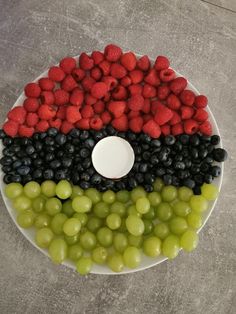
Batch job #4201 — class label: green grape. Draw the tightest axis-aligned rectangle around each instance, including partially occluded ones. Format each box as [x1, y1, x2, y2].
[32, 196, 46, 213]
[169, 217, 188, 235]
[55, 180, 72, 200]
[143, 206, 155, 220]
[190, 195, 208, 213]
[102, 190, 116, 204]
[92, 247, 108, 264]
[154, 223, 170, 239]
[127, 205, 141, 217]
[51, 213, 67, 235]
[5, 183, 23, 199]
[13, 195, 31, 212]
[162, 235, 180, 259]
[17, 210, 35, 228]
[24, 181, 41, 199]
[68, 244, 83, 261]
[143, 236, 161, 257]
[85, 188, 101, 204]
[136, 197, 150, 214]
[153, 178, 164, 192]
[180, 230, 199, 252]
[87, 216, 103, 233]
[178, 186, 193, 202]
[63, 218, 81, 236]
[187, 212, 202, 229]
[35, 227, 54, 248]
[41, 180, 56, 197]
[76, 257, 92, 275]
[156, 203, 173, 221]
[97, 227, 113, 247]
[45, 198, 62, 216]
[71, 185, 84, 198]
[106, 213, 121, 230]
[128, 234, 143, 248]
[34, 213, 51, 228]
[116, 190, 130, 203]
[131, 187, 147, 202]
[93, 202, 109, 218]
[148, 192, 162, 207]
[113, 233, 128, 253]
[161, 186, 177, 202]
[62, 200, 74, 217]
[73, 213, 88, 227]
[48, 238, 67, 264]
[117, 219, 127, 232]
[107, 253, 124, 272]
[201, 183, 218, 201]
[110, 202, 126, 217]
[173, 201, 191, 217]
[64, 233, 79, 245]
[72, 196, 92, 213]
[126, 215, 144, 236]
[143, 219, 154, 235]
[80, 231, 97, 250]
[123, 246, 141, 268]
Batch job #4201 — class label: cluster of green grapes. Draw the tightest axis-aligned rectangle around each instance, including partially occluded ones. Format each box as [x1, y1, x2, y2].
[5, 179, 218, 275]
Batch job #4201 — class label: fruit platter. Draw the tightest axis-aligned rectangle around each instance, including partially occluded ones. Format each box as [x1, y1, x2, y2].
[0, 44, 228, 275]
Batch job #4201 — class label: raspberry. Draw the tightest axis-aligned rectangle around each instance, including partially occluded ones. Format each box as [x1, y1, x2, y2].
[48, 66, 65, 82]
[41, 91, 55, 106]
[144, 69, 160, 86]
[7, 106, 26, 124]
[79, 52, 94, 70]
[159, 69, 175, 82]
[166, 94, 181, 110]
[128, 111, 140, 119]
[61, 75, 78, 92]
[112, 114, 128, 132]
[81, 105, 94, 118]
[94, 100, 105, 114]
[195, 95, 208, 108]
[128, 84, 143, 95]
[154, 102, 173, 125]
[66, 106, 82, 124]
[137, 55, 150, 71]
[129, 117, 143, 133]
[49, 118, 62, 129]
[59, 57, 76, 74]
[3, 120, 19, 137]
[143, 120, 161, 138]
[157, 85, 170, 100]
[183, 119, 199, 135]
[172, 123, 183, 136]
[170, 111, 181, 125]
[18, 125, 34, 137]
[169, 77, 187, 95]
[72, 68, 86, 81]
[38, 105, 56, 120]
[81, 76, 96, 92]
[142, 98, 151, 114]
[36, 120, 49, 132]
[108, 101, 126, 118]
[143, 114, 152, 123]
[160, 124, 170, 136]
[104, 44, 122, 62]
[26, 113, 39, 127]
[180, 106, 195, 119]
[91, 51, 104, 65]
[54, 89, 69, 106]
[110, 63, 127, 79]
[23, 98, 39, 113]
[56, 106, 67, 119]
[91, 82, 108, 99]
[154, 56, 170, 71]
[112, 85, 128, 100]
[129, 70, 144, 84]
[194, 108, 208, 122]
[70, 88, 84, 107]
[199, 121, 212, 136]
[24, 83, 41, 98]
[98, 60, 111, 76]
[101, 111, 112, 125]
[61, 121, 74, 134]
[120, 76, 132, 87]
[151, 100, 159, 115]
[90, 117, 103, 130]
[85, 94, 97, 106]
[120, 52, 137, 71]
[102, 76, 118, 91]
[38, 78, 55, 91]
[76, 118, 90, 130]
[128, 94, 144, 111]
[142, 84, 156, 98]
[91, 67, 102, 81]
[104, 92, 111, 102]
[180, 89, 195, 106]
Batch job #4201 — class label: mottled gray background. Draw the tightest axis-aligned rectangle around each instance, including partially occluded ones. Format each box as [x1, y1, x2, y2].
[0, 1, 235, 313]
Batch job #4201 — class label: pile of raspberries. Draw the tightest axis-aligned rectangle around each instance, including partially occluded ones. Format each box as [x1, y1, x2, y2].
[3, 44, 212, 138]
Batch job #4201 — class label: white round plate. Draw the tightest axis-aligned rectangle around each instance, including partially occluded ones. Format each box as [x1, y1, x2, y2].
[0, 54, 223, 274]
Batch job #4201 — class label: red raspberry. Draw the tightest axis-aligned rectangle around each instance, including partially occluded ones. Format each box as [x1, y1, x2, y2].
[7, 106, 26, 124]
[94, 100, 105, 114]
[66, 106, 82, 124]
[36, 120, 49, 132]
[112, 85, 128, 100]
[18, 125, 34, 137]
[128, 84, 143, 95]
[38, 78, 55, 91]
[104, 44, 122, 62]
[180, 89, 195, 106]
[79, 52, 94, 70]
[184, 119, 199, 134]
[154, 102, 173, 125]
[85, 93, 97, 106]
[167, 94, 181, 110]
[143, 114, 152, 123]
[90, 117, 103, 130]
[48, 66, 65, 82]
[91, 67, 102, 81]
[70, 88, 84, 107]
[24, 83, 41, 98]
[54, 89, 69, 106]
[154, 56, 170, 71]
[169, 77, 187, 95]
[76, 118, 90, 130]
[104, 92, 111, 102]
[199, 121, 212, 136]
[151, 100, 159, 115]
[170, 111, 181, 125]
[91, 51, 104, 64]
[180, 106, 195, 119]
[61, 121, 74, 134]
[129, 117, 143, 133]
[172, 123, 184, 136]
[195, 95, 208, 108]
[81, 105, 94, 118]
[99, 60, 111, 76]
[59, 57, 76, 74]
[61, 75, 77, 92]
[110, 63, 127, 79]
[56, 106, 67, 119]
[91, 82, 108, 99]
[3, 120, 19, 137]
[142, 84, 156, 98]
[101, 111, 112, 125]
[41, 91, 55, 106]
[72, 68, 86, 81]
[49, 118, 62, 129]
[112, 114, 128, 131]
[128, 94, 144, 111]
[108, 101, 126, 118]
[128, 111, 140, 119]
[120, 52, 137, 71]
[120, 76, 132, 87]
[142, 98, 151, 114]
[143, 120, 161, 138]
[161, 124, 171, 136]
[129, 70, 144, 84]
[23, 98, 39, 113]
[137, 55, 150, 71]
[81, 76, 96, 92]
[144, 69, 160, 86]
[26, 113, 39, 127]
[157, 85, 170, 100]
[194, 108, 208, 122]
[159, 69, 175, 82]
[38, 105, 56, 120]
[102, 76, 118, 91]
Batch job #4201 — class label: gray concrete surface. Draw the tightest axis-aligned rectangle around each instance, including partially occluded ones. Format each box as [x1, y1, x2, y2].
[0, 0, 235, 313]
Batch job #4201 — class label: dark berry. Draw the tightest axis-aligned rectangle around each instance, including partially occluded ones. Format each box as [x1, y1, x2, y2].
[164, 135, 176, 146]
[43, 169, 54, 180]
[80, 148, 90, 158]
[12, 160, 22, 169]
[45, 153, 55, 162]
[155, 167, 166, 176]
[179, 134, 189, 145]
[45, 137, 55, 146]
[91, 174, 102, 185]
[84, 138, 95, 149]
[163, 174, 172, 185]
[32, 169, 43, 180]
[17, 166, 30, 176]
[210, 165, 221, 177]
[65, 143, 75, 154]
[194, 174, 204, 185]
[135, 173, 144, 183]
[80, 181, 90, 189]
[0, 129, 6, 139]
[189, 134, 200, 146]
[55, 169, 67, 180]
[174, 161, 185, 170]
[3, 174, 13, 184]
[193, 186, 201, 195]
[47, 128, 58, 137]
[204, 173, 213, 184]
[106, 125, 116, 135]
[55, 134, 67, 145]
[62, 158, 73, 168]
[150, 155, 159, 165]
[163, 158, 173, 167]
[183, 178, 195, 189]
[144, 173, 155, 184]
[198, 149, 208, 159]
[211, 135, 220, 145]
[80, 172, 90, 181]
[151, 139, 161, 147]
[213, 148, 228, 162]
[50, 160, 61, 169]
[139, 163, 148, 173]
[3, 137, 13, 146]
[142, 151, 151, 161]
[190, 164, 200, 174]
[0, 157, 13, 166]
[144, 184, 153, 192]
